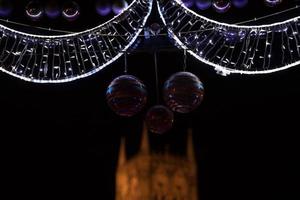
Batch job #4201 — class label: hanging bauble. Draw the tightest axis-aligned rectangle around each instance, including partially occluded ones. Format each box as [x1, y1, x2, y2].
[62, 1, 80, 21]
[150, 23, 162, 35]
[264, 0, 282, 7]
[112, 0, 128, 15]
[212, 0, 231, 13]
[96, 0, 112, 16]
[106, 75, 147, 117]
[163, 72, 204, 113]
[45, 0, 61, 19]
[0, 0, 13, 17]
[25, 1, 44, 21]
[195, 0, 212, 10]
[232, 0, 248, 8]
[181, 0, 194, 8]
[145, 105, 174, 134]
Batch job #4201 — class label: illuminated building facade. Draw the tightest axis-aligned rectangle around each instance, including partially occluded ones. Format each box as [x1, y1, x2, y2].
[116, 125, 198, 200]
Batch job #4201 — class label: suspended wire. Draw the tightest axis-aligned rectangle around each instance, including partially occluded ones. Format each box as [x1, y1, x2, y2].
[236, 5, 300, 25]
[154, 51, 160, 104]
[0, 18, 75, 34]
[183, 48, 187, 71]
[124, 52, 128, 74]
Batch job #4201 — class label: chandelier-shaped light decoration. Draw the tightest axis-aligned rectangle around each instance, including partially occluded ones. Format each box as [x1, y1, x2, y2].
[157, 0, 300, 75]
[0, 0, 153, 83]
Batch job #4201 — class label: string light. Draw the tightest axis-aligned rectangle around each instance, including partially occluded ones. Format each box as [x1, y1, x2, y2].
[157, 0, 300, 76]
[0, 0, 153, 83]
[0, 0, 300, 83]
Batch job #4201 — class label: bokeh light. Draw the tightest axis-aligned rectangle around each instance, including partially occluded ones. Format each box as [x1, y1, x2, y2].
[45, 0, 61, 19]
[0, 0, 13, 17]
[195, 0, 212, 10]
[181, 0, 194, 8]
[96, 0, 112, 16]
[232, 0, 248, 8]
[112, 0, 128, 15]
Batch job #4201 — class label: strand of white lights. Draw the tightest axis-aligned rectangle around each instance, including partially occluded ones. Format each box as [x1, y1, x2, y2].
[0, 0, 153, 83]
[157, 0, 300, 76]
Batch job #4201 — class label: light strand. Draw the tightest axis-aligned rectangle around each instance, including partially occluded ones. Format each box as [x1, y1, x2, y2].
[0, 0, 153, 83]
[157, 0, 300, 75]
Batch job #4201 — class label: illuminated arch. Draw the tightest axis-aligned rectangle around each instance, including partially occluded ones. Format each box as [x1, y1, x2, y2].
[157, 0, 300, 75]
[0, 0, 153, 83]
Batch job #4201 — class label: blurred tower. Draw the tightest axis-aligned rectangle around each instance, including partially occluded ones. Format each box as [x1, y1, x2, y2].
[116, 125, 198, 200]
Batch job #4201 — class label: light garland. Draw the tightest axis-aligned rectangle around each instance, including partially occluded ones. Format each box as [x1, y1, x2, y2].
[1, 0, 299, 82]
[0, 0, 153, 83]
[157, 0, 300, 75]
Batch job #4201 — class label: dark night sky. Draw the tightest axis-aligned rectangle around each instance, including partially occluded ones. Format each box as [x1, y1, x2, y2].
[0, 0, 300, 199]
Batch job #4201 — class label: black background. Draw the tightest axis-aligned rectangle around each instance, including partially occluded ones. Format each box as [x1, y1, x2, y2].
[1, 0, 300, 199]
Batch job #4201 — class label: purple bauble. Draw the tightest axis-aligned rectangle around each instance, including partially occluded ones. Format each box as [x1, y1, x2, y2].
[96, 0, 111, 16]
[106, 75, 147, 117]
[163, 72, 204, 113]
[232, 0, 248, 8]
[62, 1, 80, 21]
[145, 105, 174, 134]
[0, 0, 13, 17]
[212, 0, 231, 13]
[112, 0, 128, 15]
[25, 1, 44, 21]
[195, 0, 212, 10]
[181, 0, 194, 8]
[264, 0, 282, 7]
[45, 1, 61, 19]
